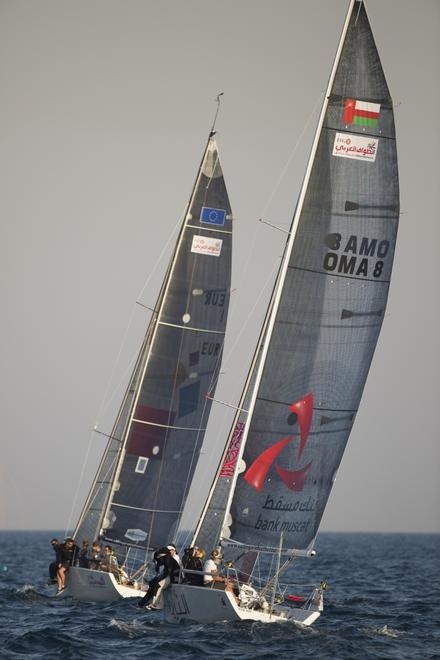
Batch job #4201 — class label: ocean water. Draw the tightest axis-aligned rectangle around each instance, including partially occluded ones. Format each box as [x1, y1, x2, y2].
[0, 531, 438, 659]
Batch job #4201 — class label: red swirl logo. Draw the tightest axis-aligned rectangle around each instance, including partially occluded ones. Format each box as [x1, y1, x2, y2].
[243, 393, 313, 492]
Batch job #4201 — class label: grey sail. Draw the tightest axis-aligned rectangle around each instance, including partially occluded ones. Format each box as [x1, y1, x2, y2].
[74, 136, 233, 551]
[213, 1, 398, 555]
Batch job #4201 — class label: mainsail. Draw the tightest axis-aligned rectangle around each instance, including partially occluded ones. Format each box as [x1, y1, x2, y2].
[74, 135, 233, 551]
[195, 0, 399, 556]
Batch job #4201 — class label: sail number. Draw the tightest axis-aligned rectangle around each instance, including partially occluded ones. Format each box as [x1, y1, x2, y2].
[323, 233, 389, 278]
[201, 341, 221, 356]
[204, 290, 226, 306]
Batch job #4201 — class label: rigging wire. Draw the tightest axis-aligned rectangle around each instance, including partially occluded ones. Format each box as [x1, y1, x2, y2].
[66, 201, 185, 535]
[65, 441, 119, 538]
[218, 90, 325, 375]
[261, 90, 325, 219]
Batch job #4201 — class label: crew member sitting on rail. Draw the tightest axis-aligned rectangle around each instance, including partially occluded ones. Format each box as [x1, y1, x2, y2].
[138, 545, 180, 609]
[78, 540, 90, 568]
[89, 541, 102, 569]
[182, 547, 204, 586]
[203, 549, 238, 602]
[56, 537, 78, 593]
[48, 538, 61, 584]
[203, 549, 224, 586]
[99, 545, 119, 575]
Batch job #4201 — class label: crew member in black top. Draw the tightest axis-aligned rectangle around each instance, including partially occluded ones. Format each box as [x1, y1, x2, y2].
[182, 546, 204, 586]
[78, 540, 90, 568]
[48, 538, 61, 584]
[56, 537, 78, 593]
[138, 546, 180, 609]
[89, 541, 102, 569]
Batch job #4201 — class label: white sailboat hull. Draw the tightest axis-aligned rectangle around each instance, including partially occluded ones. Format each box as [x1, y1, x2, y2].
[66, 567, 146, 602]
[163, 584, 321, 626]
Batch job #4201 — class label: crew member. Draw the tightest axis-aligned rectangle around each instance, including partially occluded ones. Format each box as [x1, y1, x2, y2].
[56, 537, 78, 593]
[48, 538, 61, 584]
[138, 545, 180, 609]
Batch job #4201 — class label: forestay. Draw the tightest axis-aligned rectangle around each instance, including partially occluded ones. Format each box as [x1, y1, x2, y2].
[74, 137, 233, 551]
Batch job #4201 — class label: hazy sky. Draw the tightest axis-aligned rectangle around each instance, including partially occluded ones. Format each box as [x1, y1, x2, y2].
[1, 0, 439, 534]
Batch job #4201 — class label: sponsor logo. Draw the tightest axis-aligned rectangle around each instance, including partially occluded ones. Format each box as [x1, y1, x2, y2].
[220, 422, 245, 477]
[333, 132, 378, 162]
[244, 394, 313, 493]
[124, 528, 148, 542]
[191, 235, 222, 257]
[200, 206, 226, 226]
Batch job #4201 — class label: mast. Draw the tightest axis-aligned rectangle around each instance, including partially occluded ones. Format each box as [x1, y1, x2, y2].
[100, 133, 218, 537]
[219, 0, 357, 549]
[75, 117, 234, 552]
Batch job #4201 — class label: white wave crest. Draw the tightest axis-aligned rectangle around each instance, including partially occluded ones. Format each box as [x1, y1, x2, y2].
[15, 583, 36, 594]
[366, 624, 403, 639]
[108, 618, 148, 639]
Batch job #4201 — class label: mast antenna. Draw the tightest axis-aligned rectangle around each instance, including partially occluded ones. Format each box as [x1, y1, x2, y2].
[355, 0, 363, 25]
[210, 92, 224, 136]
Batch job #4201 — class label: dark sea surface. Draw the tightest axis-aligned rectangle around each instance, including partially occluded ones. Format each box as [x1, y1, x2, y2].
[0, 531, 439, 659]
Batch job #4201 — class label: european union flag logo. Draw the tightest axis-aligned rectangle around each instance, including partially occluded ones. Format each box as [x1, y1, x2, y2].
[178, 381, 200, 418]
[200, 206, 226, 226]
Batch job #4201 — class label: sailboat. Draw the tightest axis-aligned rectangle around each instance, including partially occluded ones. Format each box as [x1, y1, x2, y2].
[163, 0, 399, 625]
[63, 126, 234, 602]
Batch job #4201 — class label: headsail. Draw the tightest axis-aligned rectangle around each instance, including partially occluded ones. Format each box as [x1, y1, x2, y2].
[197, 0, 399, 555]
[74, 135, 233, 551]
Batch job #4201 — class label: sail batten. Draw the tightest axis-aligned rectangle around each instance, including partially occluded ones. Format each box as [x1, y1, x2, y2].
[132, 419, 207, 432]
[112, 504, 182, 514]
[158, 320, 226, 334]
[185, 224, 233, 235]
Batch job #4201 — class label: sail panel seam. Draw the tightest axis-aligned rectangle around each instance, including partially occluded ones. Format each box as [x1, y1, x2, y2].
[330, 212, 398, 220]
[322, 125, 396, 141]
[257, 397, 358, 412]
[132, 417, 206, 432]
[250, 425, 354, 437]
[276, 319, 382, 330]
[158, 320, 226, 334]
[111, 503, 181, 514]
[185, 223, 232, 235]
